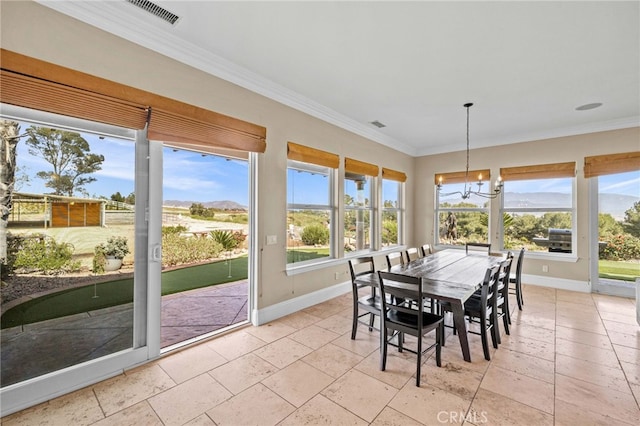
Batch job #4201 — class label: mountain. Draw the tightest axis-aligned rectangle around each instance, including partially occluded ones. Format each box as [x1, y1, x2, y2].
[504, 192, 639, 220]
[163, 200, 248, 210]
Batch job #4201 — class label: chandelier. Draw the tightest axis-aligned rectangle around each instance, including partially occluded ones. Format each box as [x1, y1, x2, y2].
[437, 103, 503, 199]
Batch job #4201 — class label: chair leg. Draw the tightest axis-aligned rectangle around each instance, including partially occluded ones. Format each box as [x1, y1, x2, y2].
[518, 283, 524, 309]
[480, 318, 491, 361]
[504, 294, 512, 325]
[490, 314, 499, 349]
[436, 324, 443, 368]
[351, 304, 358, 340]
[416, 335, 422, 387]
[502, 307, 510, 335]
[380, 328, 388, 371]
[368, 312, 375, 331]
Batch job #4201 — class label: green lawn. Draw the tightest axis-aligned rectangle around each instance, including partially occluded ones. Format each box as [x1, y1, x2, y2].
[286, 247, 330, 263]
[599, 260, 640, 281]
[1, 257, 248, 329]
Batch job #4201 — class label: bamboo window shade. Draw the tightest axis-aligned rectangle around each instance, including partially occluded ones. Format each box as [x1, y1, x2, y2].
[584, 152, 640, 178]
[434, 169, 490, 185]
[382, 168, 407, 182]
[287, 142, 339, 168]
[0, 49, 267, 153]
[500, 162, 575, 181]
[345, 158, 379, 177]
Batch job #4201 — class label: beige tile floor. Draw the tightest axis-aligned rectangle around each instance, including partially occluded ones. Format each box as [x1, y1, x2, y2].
[3, 284, 640, 425]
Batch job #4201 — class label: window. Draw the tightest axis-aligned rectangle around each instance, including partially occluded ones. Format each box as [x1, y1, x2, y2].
[286, 161, 335, 265]
[381, 168, 406, 247]
[344, 173, 374, 252]
[436, 183, 489, 247]
[500, 162, 576, 255]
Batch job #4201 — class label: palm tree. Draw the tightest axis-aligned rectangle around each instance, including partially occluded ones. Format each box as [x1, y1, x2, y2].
[1, 120, 20, 263]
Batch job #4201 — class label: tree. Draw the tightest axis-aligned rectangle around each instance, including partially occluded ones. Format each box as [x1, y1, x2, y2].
[110, 192, 124, 202]
[25, 126, 104, 196]
[125, 192, 135, 205]
[623, 201, 640, 237]
[1, 120, 20, 263]
[599, 213, 623, 236]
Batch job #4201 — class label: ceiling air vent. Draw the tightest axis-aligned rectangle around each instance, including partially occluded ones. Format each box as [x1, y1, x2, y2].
[370, 120, 386, 128]
[125, 0, 180, 25]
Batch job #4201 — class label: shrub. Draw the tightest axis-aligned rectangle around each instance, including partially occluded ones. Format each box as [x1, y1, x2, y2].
[1, 233, 24, 279]
[14, 235, 80, 275]
[162, 225, 188, 236]
[300, 224, 329, 245]
[211, 230, 238, 251]
[162, 233, 223, 267]
[600, 233, 640, 261]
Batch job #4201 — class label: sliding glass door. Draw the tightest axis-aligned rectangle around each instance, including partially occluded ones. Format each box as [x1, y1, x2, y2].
[590, 170, 640, 297]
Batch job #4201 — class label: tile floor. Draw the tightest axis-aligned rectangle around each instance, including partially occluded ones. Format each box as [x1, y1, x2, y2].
[2, 284, 640, 425]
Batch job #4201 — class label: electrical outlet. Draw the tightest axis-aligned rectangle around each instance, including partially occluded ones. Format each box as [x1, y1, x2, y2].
[542, 265, 549, 273]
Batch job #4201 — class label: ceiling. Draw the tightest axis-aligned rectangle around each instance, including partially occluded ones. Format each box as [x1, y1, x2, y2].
[40, 1, 640, 157]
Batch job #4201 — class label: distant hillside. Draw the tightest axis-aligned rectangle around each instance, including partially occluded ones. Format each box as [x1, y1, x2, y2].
[505, 192, 639, 220]
[164, 200, 248, 210]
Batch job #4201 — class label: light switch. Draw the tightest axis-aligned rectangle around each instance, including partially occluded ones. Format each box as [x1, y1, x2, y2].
[266, 235, 277, 245]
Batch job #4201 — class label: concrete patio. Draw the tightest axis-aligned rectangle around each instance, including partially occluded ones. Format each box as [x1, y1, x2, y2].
[0, 280, 248, 387]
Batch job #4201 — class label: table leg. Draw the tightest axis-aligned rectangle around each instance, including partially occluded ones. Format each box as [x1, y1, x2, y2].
[451, 302, 471, 362]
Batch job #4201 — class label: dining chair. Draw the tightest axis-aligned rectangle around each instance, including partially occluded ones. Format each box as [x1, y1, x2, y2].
[495, 254, 513, 342]
[377, 271, 444, 387]
[348, 257, 382, 340]
[386, 251, 405, 270]
[442, 265, 500, 361]
[405, 247, 420, 262]
[465, 242, 491, 255]
[420, 244, 433, 257]
[509, 248, 525, 311]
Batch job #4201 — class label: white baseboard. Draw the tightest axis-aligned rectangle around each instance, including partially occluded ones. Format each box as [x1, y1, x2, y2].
[252, 281, 351, 325]
[522, 274, 591, 293]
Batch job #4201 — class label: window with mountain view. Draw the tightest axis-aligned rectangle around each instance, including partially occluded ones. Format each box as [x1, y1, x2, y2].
[286, 160, 334, 264]
[501, 177, 574, 254]
[436, 183, 489, 246]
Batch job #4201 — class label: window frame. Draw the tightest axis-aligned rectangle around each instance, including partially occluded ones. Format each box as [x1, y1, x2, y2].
[499, 176, 577, 258]
[381, 178, 404, 248]
[434, 182, 490, 249]
[344, 172, 376, 254]
[285, 159, 336, 267]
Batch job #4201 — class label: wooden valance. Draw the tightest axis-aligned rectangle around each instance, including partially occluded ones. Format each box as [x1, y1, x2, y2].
[345, 158, 379, 177]
[434, 169, 490, 185]
[584, 152, 640, 178]
[0, 49, 267, 153]
[287, 142, 339, 168]
[382, 167, 407, 182]
[500, 162, 575, 181]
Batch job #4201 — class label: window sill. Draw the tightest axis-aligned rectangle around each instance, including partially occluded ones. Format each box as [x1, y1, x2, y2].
[285, 245, 407, 276]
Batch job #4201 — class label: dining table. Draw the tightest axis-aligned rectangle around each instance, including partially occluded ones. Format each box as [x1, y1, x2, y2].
[355, 249, 504, 362]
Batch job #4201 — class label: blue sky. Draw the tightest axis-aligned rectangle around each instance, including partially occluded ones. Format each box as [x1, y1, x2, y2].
[13, 122, 639, 209]
[15, 124, 249, 205]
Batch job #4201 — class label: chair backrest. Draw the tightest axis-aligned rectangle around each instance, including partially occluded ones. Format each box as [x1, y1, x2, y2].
[466, 242, 491, 255]
[348, 257, 375, 289]
[405, 247, 420, 263]
[378, 271, 424, 326]
[420, 244, 433, 257]
[497, 253, 513, 296]
[478, 265, 501, 313]
[386, 251, 405, 270]
[513, 248, 525, 282]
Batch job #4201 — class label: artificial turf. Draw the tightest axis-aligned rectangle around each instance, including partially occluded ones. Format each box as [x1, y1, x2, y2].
[1, 257, 248, 329]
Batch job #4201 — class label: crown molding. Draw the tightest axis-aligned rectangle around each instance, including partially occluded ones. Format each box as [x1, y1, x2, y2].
[416, 116, 640, 157]
[36, 1, 417, 156]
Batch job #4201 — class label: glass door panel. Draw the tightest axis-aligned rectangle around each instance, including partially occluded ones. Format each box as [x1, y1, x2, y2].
[1, 118, 137, 386]
[160, 147, 249, 349]
[592, 170, 640, 296]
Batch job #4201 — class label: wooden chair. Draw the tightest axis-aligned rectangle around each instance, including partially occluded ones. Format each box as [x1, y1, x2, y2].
[509, 248, 525, 311]
[420, 244, 433, 257]
[386, 251, 405, 270]
[465, 242, 491, 255]
[442, 265, 500, 361]
[495, 254, 513, 342]
[405, 247, 420, 262]
[377, 271, 444, 386]
[348, 257, 382, 340]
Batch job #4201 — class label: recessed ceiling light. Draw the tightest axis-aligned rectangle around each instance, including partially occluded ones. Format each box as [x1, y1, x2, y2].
[575, 102, 603, 111]
[370, 120, 386, 128]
